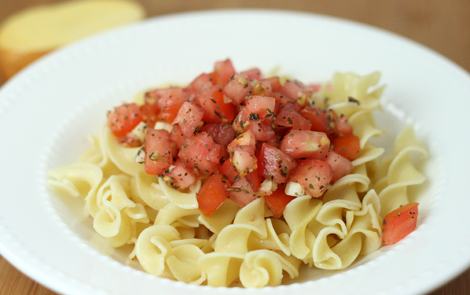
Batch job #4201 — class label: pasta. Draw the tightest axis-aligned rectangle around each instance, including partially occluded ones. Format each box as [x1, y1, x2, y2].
[48, 62, 428, 287]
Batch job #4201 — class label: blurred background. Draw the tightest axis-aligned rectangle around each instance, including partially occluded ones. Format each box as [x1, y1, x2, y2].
[0, 0, 468, 294]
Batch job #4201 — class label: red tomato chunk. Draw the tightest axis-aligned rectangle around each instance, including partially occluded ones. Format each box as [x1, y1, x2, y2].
[265, 186, 295, 218]
[383, 203, 419, 245]
[289, 159, 332, 198]
[197, 174, 229, 216]
[280, 130, 330, 159]
[178, 132, 223, 175]
[144, 129, 175, 176]
[107, 103, 142, 138]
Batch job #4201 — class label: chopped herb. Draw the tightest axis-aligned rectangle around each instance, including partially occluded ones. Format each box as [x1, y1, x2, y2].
[249, 113, 260, 121]
[348, 96, 360, 105]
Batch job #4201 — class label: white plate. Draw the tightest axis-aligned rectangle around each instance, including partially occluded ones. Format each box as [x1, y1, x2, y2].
[0, 10, 469, 295]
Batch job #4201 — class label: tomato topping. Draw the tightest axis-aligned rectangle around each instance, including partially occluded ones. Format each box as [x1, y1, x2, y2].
[223, 74, 252, 105]
[383, 203, 419, 245]
[212, 59, 236, 87]
[202, 123, 236, 146]
[276, 103, 312, 130]
[244, 96, 276, 120]
[140, 103, 159, 128]
[107, 103, 143, 138]
[190, 73, 214, 94]
[260, 77, 282, 93]
[173, 102, 204, 137]
[280, 130, 330, 159]
[165, 161, 197, 190]
[118, 134, 142, 147]
[240, 67, 262, 80]
[334, 114, 353, 136]
[265, 186, 294, 218]
[219, 159, 238, 183]
[197, 89, 236, 123]
[246, 170, 261, 192]
[260, 143, 296, 184]
[228, 177, 257, 207]
[289, 159, 332, 198]
[326, 151, 353, 182]
[281, 80, 306, 100]
[197, 173, 229, 216]
[178, 132, 223, 175]
[144, 129, 175, 176]
[145, 87, 187, 123]
[170, 124, 184, 148]
[333, 134, 361, 160]
[300, 106, 330, 133]
[249, 121, 276, 142]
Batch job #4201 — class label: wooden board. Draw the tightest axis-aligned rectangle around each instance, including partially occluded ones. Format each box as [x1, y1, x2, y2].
[0, 1, 469, 294]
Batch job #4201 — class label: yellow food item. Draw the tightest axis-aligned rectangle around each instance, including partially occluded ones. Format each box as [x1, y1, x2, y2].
[0, 0, 145, 80]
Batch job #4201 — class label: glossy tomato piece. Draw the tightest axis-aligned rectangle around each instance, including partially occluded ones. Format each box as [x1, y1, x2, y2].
[246, 170, 261, 191]
[260, 143, 297, 184]
[197, 89, 236, 123]
[144, 129, 174, 176]
[260, 77, 282, 92]
[240, 67, 262, 80]
[190, 73, 214, 94]
[281, 80, 306, 100]
[334, 114, 353, 136]
[326, 151, 353, 182]
[202, 123, 236, 146]
[333, 134, 361, 160]
[229, 177, 257, 207]
[249, 121, 276, 142]
[219, 159, 239, 183]
[223, 74, 251, 105]
[383, 203, 419, 245]
[212, 59, 236, 87]
[166, 161, 197, 190]
[173, 102, 204, 137]
[178, 132, 223, 175]
[280, 130, 330, 159]
[107, 103, 143, 138]
[197, 173, 229, 216]
[276, 103, 312, 130]
[265, 186, 295, 218]
[300, 106, 330, 133]
[170, 124, 184, 148]
[145, 87, 187, 123]
[244, 96, 276, 120]
[289, 159, 332, 198]
[140, 103, 159, 128]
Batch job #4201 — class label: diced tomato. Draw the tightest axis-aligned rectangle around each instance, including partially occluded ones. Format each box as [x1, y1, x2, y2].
[107, 103, 143, 138]
[212, 59, 236, 87]
[240, 67, 262, 80]
[244, 96, 276, 120]
[334, 114, 353, 136]
[281, 80, 306, 100]
[305, 83, 321, 93]
[197, 89, 236, 123]
[280, 130, 330, 159]
[145, 87, 187, 123]
[260, 143, 297, 184]
[249, 121, 276, 142]
[190, 73, 214, 94]
[246, 170, 261, 191]
[229, 177, 257, 207]
[276, 103, 312, 130]
[326, 151, 353, 182]
[251, 80, 274, 96]
[197, 173, 229, 216]
[333, 134, 361, 160]
[178, 132, 223, 175]
[223, 74, 252, 105]
[166, 161, 197, 190]
[170, 124, 184, 148]
[289, 159, 332, 198]
[300, 106, 330, 133]
[202, 123, 236, 146]
[173, 102, 204, 137]
[219, 159, 239, 183]
[265, 186, 294, 218]
[140, 103, 159, 128]
[144, 129, 175, 176]
[383, 203, 419, 245]
[228, 131, 257, 176]
[260, 77, 282, 92]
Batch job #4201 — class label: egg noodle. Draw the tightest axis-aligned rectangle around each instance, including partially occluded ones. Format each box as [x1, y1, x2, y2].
[48, 72, 427, 287]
